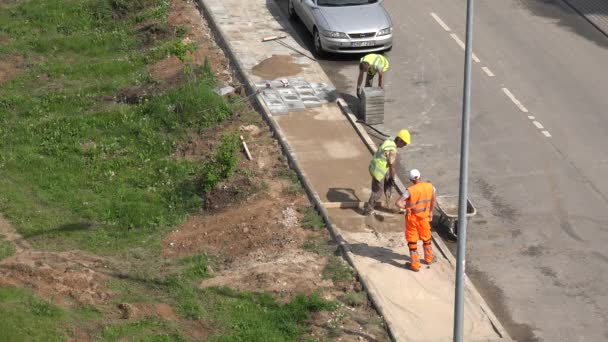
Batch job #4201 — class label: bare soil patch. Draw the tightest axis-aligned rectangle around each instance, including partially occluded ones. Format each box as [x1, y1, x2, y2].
[252, 55, 303, 79]
[0, 54, 23, 85]
[0, 250, 112, 307]
[200, 250, 332, 297]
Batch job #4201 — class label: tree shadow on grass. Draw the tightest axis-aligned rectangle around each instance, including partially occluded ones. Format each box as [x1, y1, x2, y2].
[22, 222, 95, 239]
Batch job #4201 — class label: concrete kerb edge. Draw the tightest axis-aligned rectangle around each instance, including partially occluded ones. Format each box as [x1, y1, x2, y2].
[337, 100, 511, 341]
[194, 1, 398, 340]
[560, 0, 608, 39]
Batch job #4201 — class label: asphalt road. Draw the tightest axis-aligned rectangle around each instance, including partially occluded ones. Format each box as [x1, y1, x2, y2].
[275, 0, 608, 341]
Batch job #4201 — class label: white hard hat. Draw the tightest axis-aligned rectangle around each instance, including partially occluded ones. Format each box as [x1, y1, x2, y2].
[408, 169, 421, 180]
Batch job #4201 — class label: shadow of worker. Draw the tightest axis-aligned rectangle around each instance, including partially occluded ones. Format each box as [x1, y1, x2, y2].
[347, 243, 408, 269]
[326, 188, 367, 215]
[326, 187, 361, 202]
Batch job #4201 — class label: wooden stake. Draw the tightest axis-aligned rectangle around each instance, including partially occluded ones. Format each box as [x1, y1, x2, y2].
[240, 135, 253, 161]
[262, 35, 287, 42]
[321, 202, 365, 209]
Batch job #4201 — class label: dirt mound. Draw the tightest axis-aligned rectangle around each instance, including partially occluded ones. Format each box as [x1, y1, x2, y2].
[200, 250, 332, 298]
[163, 198, 308, 259]
[0, 54, 23, 85]
[0, 250, 112, 306]
[252, 55, 303, 79]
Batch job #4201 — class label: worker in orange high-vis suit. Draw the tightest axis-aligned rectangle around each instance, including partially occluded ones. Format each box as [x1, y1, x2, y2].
[395, 169, 436, 272]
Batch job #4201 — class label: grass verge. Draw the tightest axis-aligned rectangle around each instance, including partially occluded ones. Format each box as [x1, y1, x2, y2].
[0, 287, 65, 341]
[0, 0, 237, 254]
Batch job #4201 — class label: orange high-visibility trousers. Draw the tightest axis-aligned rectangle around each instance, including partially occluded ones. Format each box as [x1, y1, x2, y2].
[405, 216, 433, 270]
[405, 216, 431, 242]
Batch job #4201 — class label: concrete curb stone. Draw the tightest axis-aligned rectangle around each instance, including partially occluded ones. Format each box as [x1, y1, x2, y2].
[561, 0, 608, 37]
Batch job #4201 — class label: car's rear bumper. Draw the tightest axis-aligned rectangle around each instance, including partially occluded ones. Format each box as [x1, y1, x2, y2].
[320, 34, 393, 54]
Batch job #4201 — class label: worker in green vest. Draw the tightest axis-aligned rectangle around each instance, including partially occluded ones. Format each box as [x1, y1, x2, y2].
[356, 53, 390, 98]
[364, 129, 411, 216]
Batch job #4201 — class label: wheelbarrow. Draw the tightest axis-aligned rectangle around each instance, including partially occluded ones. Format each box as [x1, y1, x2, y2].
[435, 195, 476, 239]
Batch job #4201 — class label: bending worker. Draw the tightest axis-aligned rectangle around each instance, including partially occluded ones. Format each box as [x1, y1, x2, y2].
[396, 169, 436, 272]
[356, 53, 389, 98]
[364, 129, 410, 216]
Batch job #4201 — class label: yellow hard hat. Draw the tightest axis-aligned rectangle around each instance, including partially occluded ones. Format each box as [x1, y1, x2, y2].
[397, 129, 411, 145]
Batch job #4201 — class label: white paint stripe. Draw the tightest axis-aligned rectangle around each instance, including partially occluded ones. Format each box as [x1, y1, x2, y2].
[430, 13, 451, 31]
[482, 66, 494, 77]
[450, 33, 465, 49]
[528, 115, 535, 119]
[533, 121, 544, 129]
[450, 34, 480, 62]
[542, 131, 552, 137]
[501, 87, 529, 113]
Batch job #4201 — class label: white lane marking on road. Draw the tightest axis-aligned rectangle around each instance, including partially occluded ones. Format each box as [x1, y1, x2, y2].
[449, 34, 481, 62]
[450, 33, 465, 49]
[501, 87, 529, 113]
[542, 131, 552, 137]
[528, 115, 535, 119]
[482, 66, 494, 77]
[430, 13, 451, 31]
[533, 121, 544, 129]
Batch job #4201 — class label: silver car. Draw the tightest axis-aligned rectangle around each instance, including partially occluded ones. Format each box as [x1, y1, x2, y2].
[288, 0, 393, 55]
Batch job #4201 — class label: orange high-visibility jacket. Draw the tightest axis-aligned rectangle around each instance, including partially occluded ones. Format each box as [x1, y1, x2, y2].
[406, 182, 434, 220]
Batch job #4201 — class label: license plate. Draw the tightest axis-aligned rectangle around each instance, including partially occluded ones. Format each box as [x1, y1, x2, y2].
[351, 41, 374, 47]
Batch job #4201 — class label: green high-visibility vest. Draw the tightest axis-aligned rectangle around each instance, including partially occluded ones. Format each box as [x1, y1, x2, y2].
[369, 139, 397, 181]
[361, 54, 389, 76]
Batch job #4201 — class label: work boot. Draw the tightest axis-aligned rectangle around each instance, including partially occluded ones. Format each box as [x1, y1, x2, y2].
[423, 240, 434, 265]
[362, 204, 375, 216]
[408, 243, 420, 272]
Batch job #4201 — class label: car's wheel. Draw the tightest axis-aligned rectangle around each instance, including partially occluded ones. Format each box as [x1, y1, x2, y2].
[288, 0, 297, 20]
[313, 28, 326, 57]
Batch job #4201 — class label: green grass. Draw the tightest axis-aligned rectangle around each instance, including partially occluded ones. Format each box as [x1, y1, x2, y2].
[339, 292, 367, 307]
[101, 318, 184, 342]
[302, 235, 336, 256]
[323, 256, 354, 282]
[0, 287, 65, 341]
[104, 254, 338, 340]
[299, 207, 325, 230]
[0, 234, 16, 261]
[277, 168, 305, 196]
[203, 288, 337, 341]
[0, 0, 238, 254]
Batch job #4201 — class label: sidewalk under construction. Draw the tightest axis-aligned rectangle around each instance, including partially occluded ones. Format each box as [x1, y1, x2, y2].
[196, 0, 510, 340]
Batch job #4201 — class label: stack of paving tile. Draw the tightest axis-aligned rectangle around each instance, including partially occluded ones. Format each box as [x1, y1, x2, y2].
[360, 87, 385, 125]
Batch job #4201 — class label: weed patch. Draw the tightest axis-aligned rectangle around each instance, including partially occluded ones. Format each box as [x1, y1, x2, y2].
[0, 234, 16, 261]
[299, 207, 325, 230]
[302, 235, 336, 256]
[340, 292, 367, 307]
[101, 317, 184, 341]
[200, 133, 240, 193]
[323, 256, 354, 282]
[203, 288, 337, 341]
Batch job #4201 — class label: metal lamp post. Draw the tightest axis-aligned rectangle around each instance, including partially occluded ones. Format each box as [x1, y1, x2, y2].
[454, 0, 475, 341]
